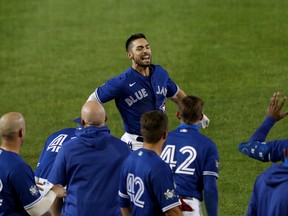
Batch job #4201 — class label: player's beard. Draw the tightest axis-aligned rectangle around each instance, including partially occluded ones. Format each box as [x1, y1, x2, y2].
[133, 55, 152, 68]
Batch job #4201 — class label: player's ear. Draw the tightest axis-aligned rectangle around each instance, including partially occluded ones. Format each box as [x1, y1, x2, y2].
[162, 130, 168, 140]
[81, 119, 86, 127]
[18, 128, 23, 138]
[176, 111, 181, 120]
[199, 113, 204, 121]
[127, 52, 133, 60]
[104, 116, 108, 122]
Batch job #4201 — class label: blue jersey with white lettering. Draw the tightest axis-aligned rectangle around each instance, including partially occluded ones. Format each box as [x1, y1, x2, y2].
[95, 65, 179, 135]
[118, 148, 180, 215]
[48, 126, 131, 216]
[0, 149, 41, 215]
[34, 128, 77, 180]
[161, 124, 219, 201]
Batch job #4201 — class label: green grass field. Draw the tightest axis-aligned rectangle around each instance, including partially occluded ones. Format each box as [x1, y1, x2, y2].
[1, 0, 288, 215]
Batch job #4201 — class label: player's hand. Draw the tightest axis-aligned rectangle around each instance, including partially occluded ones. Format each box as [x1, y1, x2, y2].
[200, 114, 210, 129]
[51, 184, 67, 198]
[267, 92, 288, 121]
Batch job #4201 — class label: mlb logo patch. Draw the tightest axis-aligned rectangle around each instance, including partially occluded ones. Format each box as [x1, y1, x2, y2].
[164, 189, 176, 200]
[29, 185, 40, 197]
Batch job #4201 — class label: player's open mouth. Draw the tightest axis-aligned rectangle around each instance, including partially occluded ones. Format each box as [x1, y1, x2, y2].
[142, 55, 150, 61]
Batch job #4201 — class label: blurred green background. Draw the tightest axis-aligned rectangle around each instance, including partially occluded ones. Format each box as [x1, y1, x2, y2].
[1, 0, 288, 215]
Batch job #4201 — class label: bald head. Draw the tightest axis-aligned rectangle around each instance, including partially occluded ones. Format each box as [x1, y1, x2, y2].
[81, 101, 106, 127]
[0, 112, 25, 141]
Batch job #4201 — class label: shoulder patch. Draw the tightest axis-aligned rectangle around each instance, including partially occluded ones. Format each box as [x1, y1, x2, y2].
[29, 185, 40, 197]
[164, 189, 176, 200]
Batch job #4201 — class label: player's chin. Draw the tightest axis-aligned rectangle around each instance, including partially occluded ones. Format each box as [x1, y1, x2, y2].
[140, 61, 151, 67]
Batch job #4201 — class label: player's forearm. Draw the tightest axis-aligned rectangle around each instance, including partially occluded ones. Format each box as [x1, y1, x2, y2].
[249, 116, 276, 142]
[26, 190, 56, 216]
[121, 207, 132, 216]
[170, 89, 186, 105]
[165, 206, 182, 216]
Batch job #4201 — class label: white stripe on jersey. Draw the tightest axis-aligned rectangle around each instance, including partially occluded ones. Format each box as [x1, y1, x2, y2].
[118, 191, 130, 199]
[203, 171, 218, 178]
[162, 200, 181, 213]
[24, 196, 42, 210]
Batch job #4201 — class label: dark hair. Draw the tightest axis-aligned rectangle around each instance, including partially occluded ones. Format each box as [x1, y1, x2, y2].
[179, 96, 204, 124]
[140, 110, 168, 144]
[125, 33, 146, 51]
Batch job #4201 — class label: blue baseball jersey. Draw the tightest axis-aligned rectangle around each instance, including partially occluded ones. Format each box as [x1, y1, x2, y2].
[34, 128, 77, 180]
[161, 124, 219, 201]
[0, 148, 41, 215]
[247, 164, 288, 216]
[95, 65, 179, 135]
[118, 148, 180, 215]
[48, 125, 131, 216]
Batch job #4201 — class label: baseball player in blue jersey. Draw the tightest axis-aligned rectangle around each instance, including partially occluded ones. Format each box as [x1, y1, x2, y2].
[48, 101, 131, 216]
[238, 92, 288, 163]
[118, 111, 182, 216]
[87, 33, 210, 150]
[161, 96, 219, 216]
[0, 112, 66, 215]
[35, 127, 77, 186]
[34, 127, 78, 215]
[242, 93, 288, 216]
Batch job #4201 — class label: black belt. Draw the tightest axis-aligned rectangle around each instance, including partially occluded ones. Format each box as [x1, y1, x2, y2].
[136, 136, 144, 142]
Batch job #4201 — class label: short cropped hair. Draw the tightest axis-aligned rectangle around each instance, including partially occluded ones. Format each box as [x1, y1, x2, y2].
[140, 110, 168, 144]
[179, 96, 204, 124]
[125, 33, 146, 52]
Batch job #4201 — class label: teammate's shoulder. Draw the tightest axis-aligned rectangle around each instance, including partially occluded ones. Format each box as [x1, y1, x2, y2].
[108, 136, 132, 150]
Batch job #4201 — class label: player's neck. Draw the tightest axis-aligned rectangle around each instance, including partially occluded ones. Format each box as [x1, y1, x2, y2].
[143, 142, 163, 156]
[132, 65, 150, 76]
[0, 142, 20, 154]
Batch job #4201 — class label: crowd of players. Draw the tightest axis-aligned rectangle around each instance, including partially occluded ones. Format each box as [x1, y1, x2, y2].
[0, 33, 287, 216]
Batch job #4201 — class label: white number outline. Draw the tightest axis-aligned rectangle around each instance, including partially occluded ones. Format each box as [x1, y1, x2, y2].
[126, 173, 145, 208]
[161, 145, 197, 175]
[175, 146, 196, 175]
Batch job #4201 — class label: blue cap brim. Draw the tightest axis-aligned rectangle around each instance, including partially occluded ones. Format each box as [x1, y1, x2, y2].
[74, 117, 81, 124]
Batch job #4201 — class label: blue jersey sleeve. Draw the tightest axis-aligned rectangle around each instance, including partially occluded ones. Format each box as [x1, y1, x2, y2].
[12, 165, 41, 210]
[118, 165, 131, 208]
[203, 143, 219, 178]
[238, 116, 288, 162]
[249, 116, 276, 142]
[95, 77, 123, 103]
[166, 78, 179, 98]
[203, 175, 218, 216]
[152, 164, 180, 212]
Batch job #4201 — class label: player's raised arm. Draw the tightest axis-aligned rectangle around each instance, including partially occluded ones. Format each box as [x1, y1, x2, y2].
[238, 92, 288, 162]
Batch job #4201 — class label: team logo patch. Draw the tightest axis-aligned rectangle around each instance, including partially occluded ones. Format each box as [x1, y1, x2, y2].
[164, 189, 176, 200]
[29, 185, 40, 197]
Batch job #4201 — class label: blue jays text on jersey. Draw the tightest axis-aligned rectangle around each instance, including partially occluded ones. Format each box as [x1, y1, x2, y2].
[95, 65, 179, 135]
